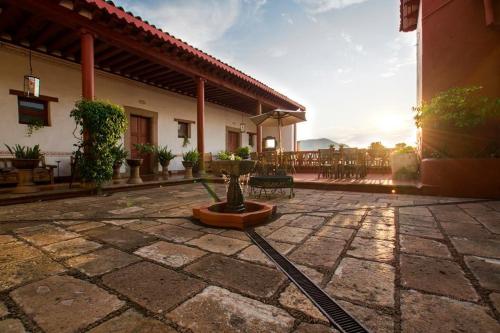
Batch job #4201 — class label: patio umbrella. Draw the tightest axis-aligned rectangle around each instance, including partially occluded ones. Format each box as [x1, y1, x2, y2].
[249, 109, 306, 151]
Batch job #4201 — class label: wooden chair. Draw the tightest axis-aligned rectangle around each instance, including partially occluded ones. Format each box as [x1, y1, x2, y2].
[317, 148, 336, 179]
[340, 148, 360, 178]
[282, 151, 296, 174]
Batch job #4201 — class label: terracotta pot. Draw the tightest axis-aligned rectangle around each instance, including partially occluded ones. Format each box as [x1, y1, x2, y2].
[421, 158, 500, 198]
[11, 159, 39, 169]
[126, 158, 143, 184]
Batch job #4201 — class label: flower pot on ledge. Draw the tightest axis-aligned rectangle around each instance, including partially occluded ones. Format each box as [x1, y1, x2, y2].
[126, 158, 143, 184]
[160, 161, 170, 180]
[421, 158, 500, 198]
[12, 159, 40, 194]
[182, 161, 194, 179]
[112, 161, 123, 184]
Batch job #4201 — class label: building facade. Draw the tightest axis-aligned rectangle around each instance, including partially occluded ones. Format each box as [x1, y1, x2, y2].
[0, 0, 304, 177]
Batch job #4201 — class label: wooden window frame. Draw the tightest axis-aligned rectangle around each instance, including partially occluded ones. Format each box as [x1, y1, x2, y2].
[175, 118, 195, 138]
[247, 132, 256, 147]
[10, 89, 58, 127]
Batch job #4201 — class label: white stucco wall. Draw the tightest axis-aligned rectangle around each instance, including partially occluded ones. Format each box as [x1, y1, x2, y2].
[0, 45, 295, 176]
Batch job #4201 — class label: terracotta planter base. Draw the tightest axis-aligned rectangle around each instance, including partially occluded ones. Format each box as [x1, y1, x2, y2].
[193, 201, 276, 230]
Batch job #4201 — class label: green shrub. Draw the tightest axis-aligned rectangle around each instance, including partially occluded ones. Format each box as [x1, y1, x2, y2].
[71, 100, 127, 188]
[155, 145, 176, 165]
[236, 146, 251, 159]
[133, 143, 154, 158]
[414, 86, 500, 128]
[5, 144, 41, 159]
[110, 144, 128, 164]
[393, 143, 415, 155]
[182, 149, 200, 164]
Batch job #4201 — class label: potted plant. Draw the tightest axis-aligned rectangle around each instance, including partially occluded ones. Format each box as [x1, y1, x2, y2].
[5, 144, 42, 193]
[126, 143, 153, 184]
[236, 146, 251, 160]
[155, 145, 176, 180]
[110, 144, 128, 183]
[182, 149, 199, 179]
[390, 143, 418, 181]
[415, 86, 500, 197]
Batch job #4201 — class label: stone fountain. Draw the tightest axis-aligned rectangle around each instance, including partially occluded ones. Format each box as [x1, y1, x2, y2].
[193, 160, 276, 230]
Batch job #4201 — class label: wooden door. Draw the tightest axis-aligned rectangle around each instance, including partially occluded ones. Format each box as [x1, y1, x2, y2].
[227, 131, 240, 152]
[130, 115, 152, 174]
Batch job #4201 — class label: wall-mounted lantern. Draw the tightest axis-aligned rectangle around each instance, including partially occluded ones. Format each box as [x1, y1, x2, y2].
[24, 50, 39, 97]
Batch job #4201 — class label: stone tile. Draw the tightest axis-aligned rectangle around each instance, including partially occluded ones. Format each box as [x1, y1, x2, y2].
[293, 323, 338, 333]
[348, 237, 394, 263]
[400, 254, 478, 301]
[185, 254, 285, 298]
[450, 237, 500, 258]
[0, 302, 8, 317]
[167, 286, 295, 333]
[401, 290, 500, 333]
[103, 262, 205, 314]
[199, 226, 226, 234]
[0, 319, 26, 333]
[441, 222, 490, 239]
[237, 242, 294, 266]
[0, 241, 42, 264]
[54, 220, 87, 226]
[187, 234, 249, 255]
[0, 255, 65, 291]
[398, 214, 437, 227]
[400, 234, 451, 259]
[100, 219, 139, 226]
[399, 206, 432, 216]
[219, 230, 250, 241]
[254, 217, 290, 236]
[477, 216, 500, 234]
[399, 224, 443, 239]
[279, 284, 327, 321]
[83, 226, 156, 251]
[315, 226, 354, 240]
[267, 226, 313, 244]
[357, 223, 395, 241]
[490, 293, 500, 312]
[134, 241, 206, 268]
[325, 258, 395, 308]
[464, 256, 500, 290]
[431, 208, 477, 223]
[66, 221, 105, 232]
[363, 216, 394, 225]
[88, 309, 176, 333]
[0, 235, 16, 244]
[337, 300, 394, 333]
[143, 224, 203, 243]
[288, 215, 325, 229]
[368, 208, 395, 218]
[15, 224, 80, 246]
[10, 275, 124, 333]
[290, 236, 345, 270]
[66, 248, 140, 277]
[296, 264, 324, 284]
[326, 214, 363, 228]
[123, 219, 161, 230]
[42, 237, 102, 259]
[108, 206, 144, 215]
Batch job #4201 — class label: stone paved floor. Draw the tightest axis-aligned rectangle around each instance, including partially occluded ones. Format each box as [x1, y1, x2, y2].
[0, 183, 499, 332]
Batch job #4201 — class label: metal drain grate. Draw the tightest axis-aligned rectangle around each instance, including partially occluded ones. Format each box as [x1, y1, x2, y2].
[246, 229, 371, 333]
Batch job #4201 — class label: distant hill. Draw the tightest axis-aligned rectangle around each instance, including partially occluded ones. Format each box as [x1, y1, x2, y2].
[297, 138, 347, 151]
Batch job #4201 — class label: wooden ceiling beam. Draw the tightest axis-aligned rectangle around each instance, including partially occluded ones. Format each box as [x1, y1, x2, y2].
[32, 24, 62, 48]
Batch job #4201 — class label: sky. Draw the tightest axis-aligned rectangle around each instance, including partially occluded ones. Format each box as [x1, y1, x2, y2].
[113, 0, 417, 148]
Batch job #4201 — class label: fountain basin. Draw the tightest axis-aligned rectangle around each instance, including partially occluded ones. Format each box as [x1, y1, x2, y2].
[193, 201, 276, 230]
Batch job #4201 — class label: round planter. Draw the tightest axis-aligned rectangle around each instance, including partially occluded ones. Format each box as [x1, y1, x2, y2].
[126, 158, 143, 184]
[390, 152, 418, 180]
[182, 161, 193, 179]
[112, 161, 122, 184]
[160, 161, 170, 180]
[421, 158, 500, 198]
[11, 159, 40, 194]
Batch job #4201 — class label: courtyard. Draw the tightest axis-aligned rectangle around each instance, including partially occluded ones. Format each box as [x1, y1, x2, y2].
[0, 183, 499, 333]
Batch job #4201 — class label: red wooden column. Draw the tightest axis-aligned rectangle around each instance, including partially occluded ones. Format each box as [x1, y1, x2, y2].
[80, 30, 95, 100]
[196, 77, 206, 173]
[256, 102, 263, 153]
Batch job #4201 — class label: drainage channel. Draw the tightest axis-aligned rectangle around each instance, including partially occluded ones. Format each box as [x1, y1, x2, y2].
[246, 229, 371, 333]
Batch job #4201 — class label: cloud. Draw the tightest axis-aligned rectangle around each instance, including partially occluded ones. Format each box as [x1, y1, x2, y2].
[340, 31, 366, 55]
[281, 13, 294, 25]
[116, 0, 241, 49]
[268, 47, 288, 58]
[380, 34, 416, 78]
[296, 0, 370, 14]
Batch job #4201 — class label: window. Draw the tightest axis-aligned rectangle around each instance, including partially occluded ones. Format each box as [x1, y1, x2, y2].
[17, 97, 49, 126]
[175, 118, 194, 138]
[248, 133, 256, 147]
[264, 136, 277, 150]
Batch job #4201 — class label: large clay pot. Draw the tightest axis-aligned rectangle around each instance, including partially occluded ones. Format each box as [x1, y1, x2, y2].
[390, 152, 418, 180]
[126, 158, 143, 184]
[112, 161, 122, 184]
[182, 161, 193, 179]
[160, 161, 170, 180]
[12, 159, 40, 194]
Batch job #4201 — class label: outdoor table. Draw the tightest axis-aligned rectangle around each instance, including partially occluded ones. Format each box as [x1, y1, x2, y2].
[248, 175, 294, 198]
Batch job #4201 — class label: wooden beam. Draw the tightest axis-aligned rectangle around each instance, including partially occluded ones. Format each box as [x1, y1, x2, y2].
[32, 24, 62, 48]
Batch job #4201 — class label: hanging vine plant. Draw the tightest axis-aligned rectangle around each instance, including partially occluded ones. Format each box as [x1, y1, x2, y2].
[71, 100, 127, 190]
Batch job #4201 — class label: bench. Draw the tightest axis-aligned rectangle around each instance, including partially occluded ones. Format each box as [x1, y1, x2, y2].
[248, 175, 294, 199]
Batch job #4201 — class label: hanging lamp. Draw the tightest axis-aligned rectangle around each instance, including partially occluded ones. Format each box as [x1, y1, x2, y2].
[24, 49, 40, 97]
